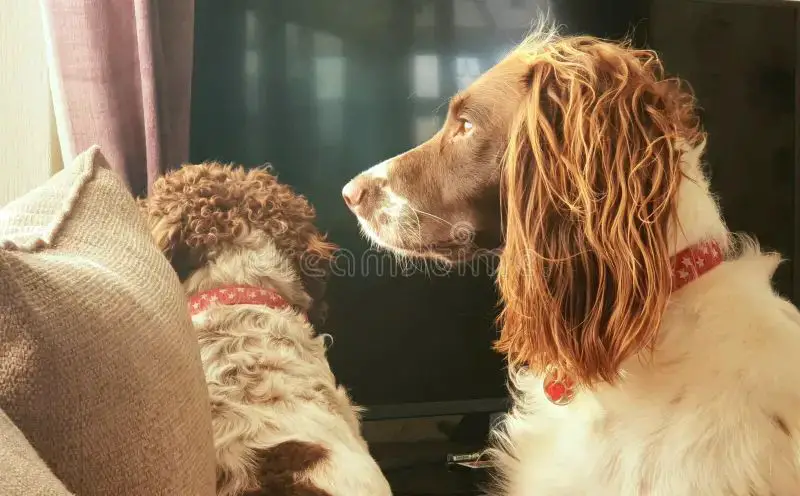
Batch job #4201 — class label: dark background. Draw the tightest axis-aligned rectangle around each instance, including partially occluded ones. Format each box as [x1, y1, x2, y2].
[648, 0, 797, 304]
[190, 0, 798, 416]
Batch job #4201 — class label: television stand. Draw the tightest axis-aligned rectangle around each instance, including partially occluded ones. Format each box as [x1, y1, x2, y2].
[366, 413, 498, 495]
[440, 412, 493, 444]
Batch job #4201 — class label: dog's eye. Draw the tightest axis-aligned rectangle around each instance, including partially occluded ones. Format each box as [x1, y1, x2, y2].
[457, 119, 474, 135]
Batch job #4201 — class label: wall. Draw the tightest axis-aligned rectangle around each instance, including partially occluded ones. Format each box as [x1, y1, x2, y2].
[0, 3, 61, 206]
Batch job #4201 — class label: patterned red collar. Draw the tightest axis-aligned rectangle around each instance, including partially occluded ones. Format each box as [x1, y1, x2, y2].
[544, 239, 724, 406]
[669, 239, 724, 292]
[187, 285, 302, 318]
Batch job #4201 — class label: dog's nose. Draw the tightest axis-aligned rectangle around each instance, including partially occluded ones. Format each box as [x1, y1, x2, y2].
[342, 180, 365, 209]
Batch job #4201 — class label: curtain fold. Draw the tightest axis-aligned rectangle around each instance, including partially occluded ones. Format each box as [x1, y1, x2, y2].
[39, 0, 195, 196]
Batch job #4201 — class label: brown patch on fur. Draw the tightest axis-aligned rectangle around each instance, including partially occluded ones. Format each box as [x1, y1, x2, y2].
[771, 414, 791, 437]
[137, 163, 337, 327]
[496, 36, 704, 386]
[242, 440, 333, 496]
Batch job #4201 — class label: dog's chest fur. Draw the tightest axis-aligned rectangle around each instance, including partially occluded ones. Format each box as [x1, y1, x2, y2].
[494, 254, 800, 496]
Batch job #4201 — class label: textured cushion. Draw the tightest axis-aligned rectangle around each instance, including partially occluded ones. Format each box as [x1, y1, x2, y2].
[0, 408, 73, 496]
[0, 146, 216, 495]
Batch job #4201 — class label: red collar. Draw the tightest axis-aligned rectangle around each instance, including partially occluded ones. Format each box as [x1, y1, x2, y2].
[187, 285, 303, 319]
[670, 239, 724, 292]
[544, 239, 724, 405]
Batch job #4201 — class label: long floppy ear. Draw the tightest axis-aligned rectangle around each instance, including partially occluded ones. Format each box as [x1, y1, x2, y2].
[495, 38, 704, 386]
[137, 197, 179, 254]
[136, 195, 200, 280]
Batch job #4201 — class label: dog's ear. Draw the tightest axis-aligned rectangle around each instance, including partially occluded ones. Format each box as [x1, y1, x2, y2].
[138, 199, 179, 255]
[137, 195, 200, 280]
[495, 39, 704, 386]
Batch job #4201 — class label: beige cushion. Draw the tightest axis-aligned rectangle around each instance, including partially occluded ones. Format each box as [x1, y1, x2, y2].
[0, 408, 73, 495]
[0, 146, 216, 495]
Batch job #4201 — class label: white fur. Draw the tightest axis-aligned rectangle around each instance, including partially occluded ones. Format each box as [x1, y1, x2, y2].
[348, 156, 421, 257]
[489, 144, 800, 495]
[186, 233, 392, 496]
[364, 158, 394, 180]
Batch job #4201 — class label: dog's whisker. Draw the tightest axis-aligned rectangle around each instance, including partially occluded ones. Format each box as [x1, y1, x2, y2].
[408, 207, 454, 227]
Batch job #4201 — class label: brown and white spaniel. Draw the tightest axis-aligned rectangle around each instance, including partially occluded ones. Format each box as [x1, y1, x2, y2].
[343, 27, 800, 495]
[140, 163, 391, 496]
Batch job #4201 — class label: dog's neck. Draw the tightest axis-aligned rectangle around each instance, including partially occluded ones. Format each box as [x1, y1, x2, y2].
[543, 142, 732, 406]
[670, 140, 729, 256]
[183, 234, 312, 312]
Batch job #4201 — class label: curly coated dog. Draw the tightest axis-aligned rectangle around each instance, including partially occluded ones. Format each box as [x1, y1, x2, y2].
[139, 163, 391, 496]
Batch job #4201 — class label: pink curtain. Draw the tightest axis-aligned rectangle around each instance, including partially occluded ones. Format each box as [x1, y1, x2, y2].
[40, 0, 195, 197]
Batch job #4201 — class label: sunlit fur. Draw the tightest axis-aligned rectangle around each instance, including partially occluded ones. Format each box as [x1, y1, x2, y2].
[488, 31, 800, 496]
[139, 164, 391, 496]
[496, 31, 704, 386]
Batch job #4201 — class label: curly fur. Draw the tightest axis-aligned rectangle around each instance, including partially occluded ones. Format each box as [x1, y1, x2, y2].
[139, 162, 391, 496]
[138, 162, 337, 327]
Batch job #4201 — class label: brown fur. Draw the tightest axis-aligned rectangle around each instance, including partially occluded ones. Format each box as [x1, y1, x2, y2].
[137, 162, 337, 326]
[496, 36, 704, 386]
[242, 441, 333, 496]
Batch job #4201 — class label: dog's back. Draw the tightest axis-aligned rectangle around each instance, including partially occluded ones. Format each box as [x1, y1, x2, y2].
[140, 163, 391, 496]
[199, 299, 391, 496]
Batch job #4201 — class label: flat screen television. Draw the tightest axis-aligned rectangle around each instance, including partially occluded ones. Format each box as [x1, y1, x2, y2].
[189, 0, 650, 419]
